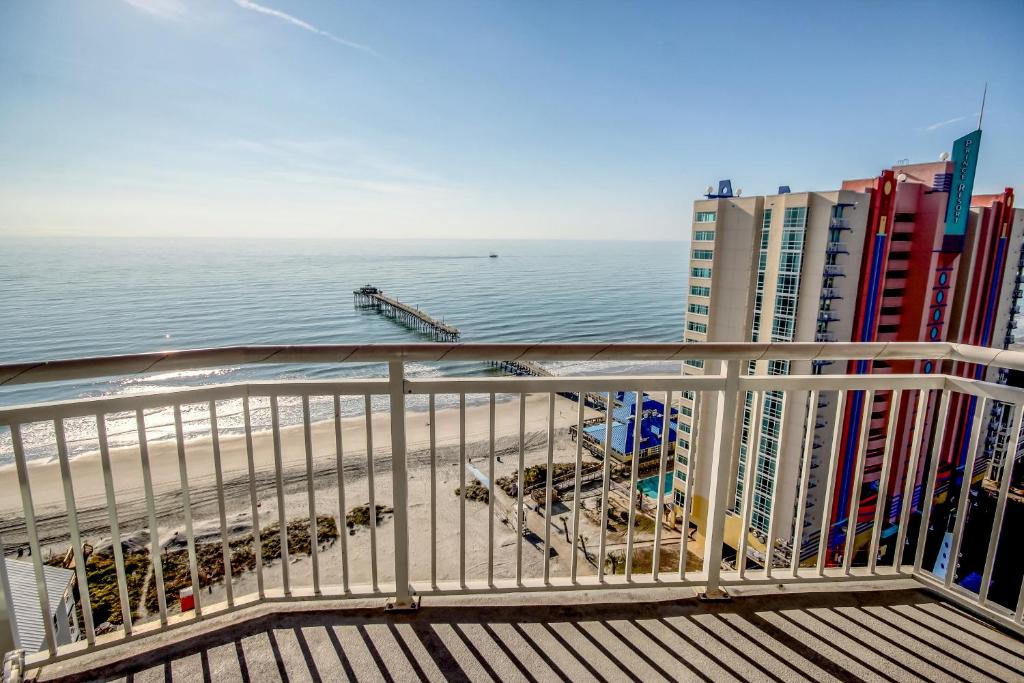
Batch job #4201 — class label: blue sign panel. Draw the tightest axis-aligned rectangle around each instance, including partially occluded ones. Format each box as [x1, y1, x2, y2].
[942, 129, 982, 251]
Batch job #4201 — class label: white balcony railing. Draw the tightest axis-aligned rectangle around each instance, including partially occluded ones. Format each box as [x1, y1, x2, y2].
[0, 342, 1022, 667]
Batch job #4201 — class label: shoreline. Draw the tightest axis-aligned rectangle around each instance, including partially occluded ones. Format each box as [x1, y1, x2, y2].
[0, 394, 598, 541]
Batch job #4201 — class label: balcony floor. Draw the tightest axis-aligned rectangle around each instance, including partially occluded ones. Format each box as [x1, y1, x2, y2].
[34, 585, 1024, 683]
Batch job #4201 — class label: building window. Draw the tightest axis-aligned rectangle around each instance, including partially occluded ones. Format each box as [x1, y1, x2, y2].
[691, 267, 712, 278]
[694, 230, 715, 241]
[684, 359, 705, 369]
[690, 285, 711, 297]
[692, 249, 714, 260]
[695, 211, 717, 223]
[783, 206, 807, 228]
[688, 303, 709, 316]
[686, 321, 708, 334]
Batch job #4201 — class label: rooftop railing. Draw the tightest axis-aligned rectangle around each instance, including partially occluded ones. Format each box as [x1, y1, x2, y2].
[0, 342, 1022, 667]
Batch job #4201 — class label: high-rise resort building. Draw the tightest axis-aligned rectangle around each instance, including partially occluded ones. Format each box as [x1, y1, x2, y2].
[675, 133, 1024, 572]
[676, 181, 872, 563]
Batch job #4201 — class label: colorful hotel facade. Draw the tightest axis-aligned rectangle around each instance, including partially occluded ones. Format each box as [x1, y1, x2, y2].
[675, 133, 1024, 568]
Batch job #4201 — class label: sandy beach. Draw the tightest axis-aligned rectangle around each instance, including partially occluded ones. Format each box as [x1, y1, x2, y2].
[2, 393, 688, 593]
[1, 393, 694, 621]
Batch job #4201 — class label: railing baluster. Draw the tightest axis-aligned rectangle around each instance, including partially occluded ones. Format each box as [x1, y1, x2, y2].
[459, 393, 466, 588]
[173, 404, 201, 616]
[429, 394, 437, 590]
[680, 391, 699, 581]
[944, 396, 988, 589]
[242, 396, 265, 599]
[790, 389, 818, 577]
[333, 395, 348, 594]
[894, 389, 929, 572]
[364, 394, 378, 592]
[543, 394, 556, 585]
[597, 390, 614, 582]
[570, 391, 586, 583]
[652, 390, 672, 582]
[737, 390, 763, 580]
[979, 402, 1023, 604]
[764, 389, 789, 580]
[625, 391, 642, 581]
[702, 360, 741, 597]
[301, 396, 320, 596]
[55, 418, 97, 641]
[134, 413, 167, 626]
[97, 414, 133, 633]
[817, 390, 847, 575]
[0, 533, 19, 651]
[1016, 578, 1024, 624]
[914, 390, 952, 574]
[868, 390, 902, 574]
[387, 361, 413, 608]
[843, 390, 875, 574]
[10, 423, 57, 656]
[209, 401, 234, 608]
[270, 397, 290, 596]
[516, 393, 526, 586]
[488, 393, 496, 587]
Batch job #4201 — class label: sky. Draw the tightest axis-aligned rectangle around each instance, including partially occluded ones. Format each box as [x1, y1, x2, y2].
[0, 0, 1022, 241]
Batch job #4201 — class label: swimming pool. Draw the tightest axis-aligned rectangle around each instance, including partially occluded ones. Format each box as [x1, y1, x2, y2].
[636, 471, 673, 499]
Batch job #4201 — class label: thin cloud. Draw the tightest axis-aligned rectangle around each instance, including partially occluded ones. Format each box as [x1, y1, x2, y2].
[232, 0, 376, 54]
[121, 0, 189, 20]
[922, 113, 978, 132]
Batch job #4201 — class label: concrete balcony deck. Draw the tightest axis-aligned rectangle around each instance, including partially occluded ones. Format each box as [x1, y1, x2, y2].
[32, 584, 1024, 682]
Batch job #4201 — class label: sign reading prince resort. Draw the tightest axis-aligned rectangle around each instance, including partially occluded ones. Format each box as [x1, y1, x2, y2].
[943, 129, 982, 252]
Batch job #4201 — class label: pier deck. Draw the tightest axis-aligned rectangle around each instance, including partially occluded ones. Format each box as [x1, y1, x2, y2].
[490, 359, 608, 410]
[353, 285, 460, 341]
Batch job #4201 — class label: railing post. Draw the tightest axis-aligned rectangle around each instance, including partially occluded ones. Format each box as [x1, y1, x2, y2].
[0, 533, 18, 655]
[386, 360, 418, 610]
[700, 358, 741, 600]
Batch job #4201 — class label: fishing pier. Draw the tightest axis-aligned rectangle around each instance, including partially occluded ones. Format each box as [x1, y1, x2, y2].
[353, 285, 604, 409]
[491, 360, 608, 411]
[353, 285, 461, 341]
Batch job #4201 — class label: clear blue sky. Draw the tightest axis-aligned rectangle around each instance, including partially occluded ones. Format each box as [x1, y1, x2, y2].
[1, 0, 1021, 240]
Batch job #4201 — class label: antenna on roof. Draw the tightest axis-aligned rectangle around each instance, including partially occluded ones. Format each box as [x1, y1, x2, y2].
[978, 82, 987, 129]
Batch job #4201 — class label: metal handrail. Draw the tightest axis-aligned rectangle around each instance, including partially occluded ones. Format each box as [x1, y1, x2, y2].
[2, 341, 1023, 387]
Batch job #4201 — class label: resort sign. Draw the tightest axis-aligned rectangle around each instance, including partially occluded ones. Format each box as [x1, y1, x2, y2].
[942, 129, 982, 252]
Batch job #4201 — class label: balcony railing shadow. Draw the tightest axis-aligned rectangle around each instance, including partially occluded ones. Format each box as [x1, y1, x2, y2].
[30, 587, 1023, 682]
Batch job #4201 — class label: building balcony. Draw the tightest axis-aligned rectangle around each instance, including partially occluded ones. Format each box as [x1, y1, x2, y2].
[825, 243, 849, 256]
[822, 265, 845, 278]
[817, 311, 840, 324]
[819, 287, 843, 301]
[0, 342, 1022, 680]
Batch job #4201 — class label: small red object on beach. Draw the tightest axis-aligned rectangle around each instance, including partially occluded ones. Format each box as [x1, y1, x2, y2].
[180, 587, 195, 612]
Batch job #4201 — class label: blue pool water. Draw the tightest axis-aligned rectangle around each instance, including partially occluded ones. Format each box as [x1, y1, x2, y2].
[637, 472, 673, 499]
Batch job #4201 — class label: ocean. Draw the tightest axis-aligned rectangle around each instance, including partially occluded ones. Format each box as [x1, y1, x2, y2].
[0, 237, 689, 461]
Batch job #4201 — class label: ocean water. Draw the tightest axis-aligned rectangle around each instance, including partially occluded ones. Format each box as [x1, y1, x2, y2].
[0, 237, 689, 461]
